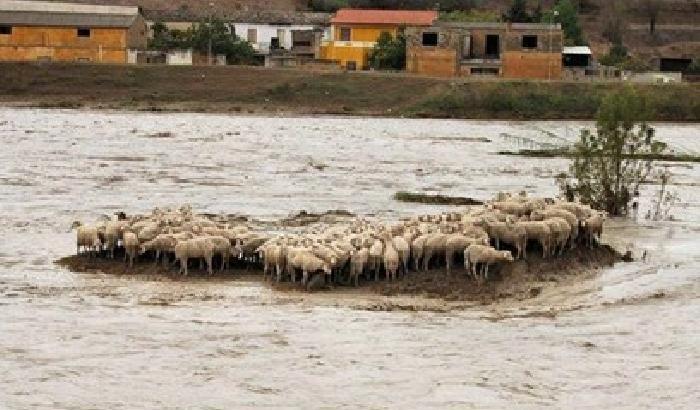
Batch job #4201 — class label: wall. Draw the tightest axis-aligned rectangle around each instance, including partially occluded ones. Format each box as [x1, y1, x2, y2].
[0, 25, 136, 63]
[321, 24, 401, 69]
[406, 47, 457, 77]
[233, 23, 315, 53]
[502, 52, 562, 79]
[319, 42, 372, 69]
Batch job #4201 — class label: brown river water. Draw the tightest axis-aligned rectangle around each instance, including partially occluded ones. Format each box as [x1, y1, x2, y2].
[0, 108, 698, 409]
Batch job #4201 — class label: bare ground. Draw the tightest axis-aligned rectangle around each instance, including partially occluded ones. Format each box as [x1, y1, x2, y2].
[55, 245, 622, 311]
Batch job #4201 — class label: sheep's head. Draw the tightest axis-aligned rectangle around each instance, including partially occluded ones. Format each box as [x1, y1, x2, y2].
[500, 251, 514, 263]
[70, 220, 83, 230]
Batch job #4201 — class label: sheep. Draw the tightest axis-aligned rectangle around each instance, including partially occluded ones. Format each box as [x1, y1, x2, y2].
[410, 234, 429, 271]
[287, 251, 331, 286]
[543, 217, 571, 256]
[123, 231, 139, 268]
[531, 208, 579, 247]
[104, 220, 127, 259]
[204, 236, 233, 271]
[76, 225, 102, 257]
[349, 247, 369, 286]
[485, 221, 527, 259]
[391, 236, 410, 275]
[368, 239, 384, 280]
[383, 240, 400, 281]
[464, 244, 514, 281]
[422, 233, 448, 271]
[139, 234, 179, 266]
[444, 234, 488, 274]
[175, 237, 214, 276]
[518, 221, 551, 259]
[581, 213, 605, 248]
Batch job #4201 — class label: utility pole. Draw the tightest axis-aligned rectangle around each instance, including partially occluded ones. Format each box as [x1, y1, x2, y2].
[548, 10, 559, 81]
[208, 2, 214, 66]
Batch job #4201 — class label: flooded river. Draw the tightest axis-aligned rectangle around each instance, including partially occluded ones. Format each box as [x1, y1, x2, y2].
[0, 108, 698, 409]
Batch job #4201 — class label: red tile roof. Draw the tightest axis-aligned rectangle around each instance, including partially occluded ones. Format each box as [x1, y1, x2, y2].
[331, 8, 438, 26]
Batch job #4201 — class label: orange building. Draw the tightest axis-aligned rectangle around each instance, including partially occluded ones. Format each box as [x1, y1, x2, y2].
[0, 0, 147, 64]
[320, 8, 437, 70]
[406, 22, 563, 80]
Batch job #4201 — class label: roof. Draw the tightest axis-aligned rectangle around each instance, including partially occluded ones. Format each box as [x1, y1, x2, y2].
[562, 46, 592, 55]
[436, 21, 561, 30]
[0, 0, 141, 27]
[331, 8, 437, 26]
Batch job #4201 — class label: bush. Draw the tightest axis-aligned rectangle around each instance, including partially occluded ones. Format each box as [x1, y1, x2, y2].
[368, 32, 406, 71]
[560, 87, 667, 215]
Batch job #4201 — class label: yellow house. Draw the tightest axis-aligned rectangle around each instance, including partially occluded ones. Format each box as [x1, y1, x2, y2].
[0, 0, 147, 64]
[319, 8, 437, 70]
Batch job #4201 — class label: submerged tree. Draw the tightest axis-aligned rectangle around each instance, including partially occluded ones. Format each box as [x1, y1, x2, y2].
[368, 31, 406, 70]
[559, 87, 668, 216]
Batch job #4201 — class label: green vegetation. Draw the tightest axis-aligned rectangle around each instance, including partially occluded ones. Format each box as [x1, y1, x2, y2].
[393, 191, 483, 206]
[369, 32, 406, 71]
[557, 87, 668, 215]
[440, 9, 500, 22]
[1, 63, 698, 121]
[544, 0, 586, 46]
[149, 19, 255, 64]
[598, 43, 651, 72]
[308, 0, 348, 12]
[498, 149, 700, 163]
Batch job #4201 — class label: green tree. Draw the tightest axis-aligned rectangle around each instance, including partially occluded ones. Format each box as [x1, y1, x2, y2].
[560, 87, 667, 215]
[543, 0, 586, 46]
[368, 31, 406, 70]
[148, 19, 255, 65]
[503, 0, 533, 22]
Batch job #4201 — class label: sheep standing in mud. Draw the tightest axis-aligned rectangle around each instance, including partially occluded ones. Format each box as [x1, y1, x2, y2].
[349, 247, 369, 286]
[175, 237, 214, 276]
[71, 196, 607, 289]
[122, 231, 139, 268]
[464, 244, 514, 281]
[76, 224, 102, 257]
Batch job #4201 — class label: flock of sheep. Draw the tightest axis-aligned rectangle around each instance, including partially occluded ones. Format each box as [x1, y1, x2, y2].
[73, 194, 606, 288]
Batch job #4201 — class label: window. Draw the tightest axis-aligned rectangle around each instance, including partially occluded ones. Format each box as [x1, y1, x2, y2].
[522, 35, 538, 49]
[339, 27, 351, 41]
[0, 25, 11, 35]
[471, 67, 499, 75]
[271, 37, 280, 49]
[247, 28, 257, 43]
[485, 34, 500, 58]
[422, 32, 438, 46]
[77, 27, 91, 37]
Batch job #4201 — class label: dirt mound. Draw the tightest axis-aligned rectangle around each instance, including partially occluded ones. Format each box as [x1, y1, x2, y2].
[56, 245, 622, 305]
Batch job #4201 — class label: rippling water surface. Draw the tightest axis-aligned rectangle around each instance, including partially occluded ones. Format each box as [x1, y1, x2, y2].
[0, 108, 698, 409]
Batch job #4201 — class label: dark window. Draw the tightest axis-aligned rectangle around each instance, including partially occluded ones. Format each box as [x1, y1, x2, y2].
[0, 25, 11, 35]
[660, 58, 692, 72]
[346, 61, 357, 71]
[522, 35, 538, 49]
[471, 67, 499, 75]
[340, 27, 351, 41]
[77, 27, 91, 37]
[485, 34, 500, 58]
[422, 32, 438, 46]
[271, 37, 280, 49]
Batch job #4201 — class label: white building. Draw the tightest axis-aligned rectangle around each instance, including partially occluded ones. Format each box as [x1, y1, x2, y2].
[233, 23, 316, 54]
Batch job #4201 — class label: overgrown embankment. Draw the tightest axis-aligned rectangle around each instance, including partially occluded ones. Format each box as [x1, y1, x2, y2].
[1, 63, 699, 121]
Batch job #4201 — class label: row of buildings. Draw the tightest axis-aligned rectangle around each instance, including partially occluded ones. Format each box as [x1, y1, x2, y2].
[0, 0, 597, 80]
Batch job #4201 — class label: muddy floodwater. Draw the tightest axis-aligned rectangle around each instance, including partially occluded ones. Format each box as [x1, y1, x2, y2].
[1, 108, 699, 409]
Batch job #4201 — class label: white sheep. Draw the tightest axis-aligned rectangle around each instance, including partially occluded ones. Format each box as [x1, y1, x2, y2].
[383, 240, 400, 281]
[518, 221, 551, 258]
[174, 237, 214, 276]
[464, 244, 514, 281]
[76, 224, 102, 257]
[349, 247, 369, 286]
[123, 231, 139, 268]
